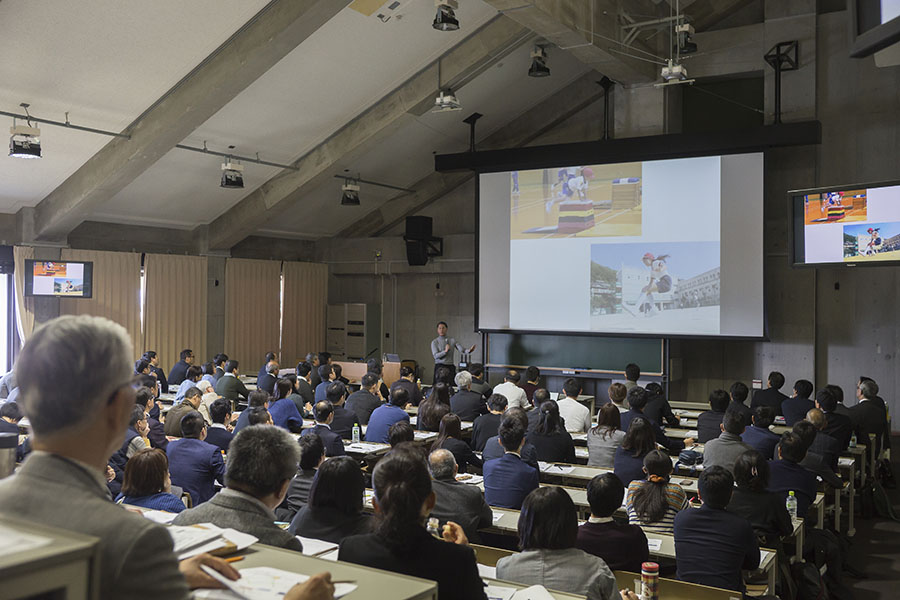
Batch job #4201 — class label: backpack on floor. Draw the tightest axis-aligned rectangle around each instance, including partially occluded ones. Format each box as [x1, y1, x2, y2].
[791, 562, 829, 600]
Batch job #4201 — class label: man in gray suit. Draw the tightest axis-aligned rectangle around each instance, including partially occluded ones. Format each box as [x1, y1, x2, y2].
[703, 410, 754, 474]
[428, 449, 492, 542]
[173, 425, 303, 551]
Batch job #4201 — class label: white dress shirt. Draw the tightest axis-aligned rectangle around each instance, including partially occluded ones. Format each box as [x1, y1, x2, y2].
[493, 381, 529, 411]
[557, 396, 591, 433]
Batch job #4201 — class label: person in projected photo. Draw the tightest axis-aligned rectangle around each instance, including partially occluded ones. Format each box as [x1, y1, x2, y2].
[864, 227, 882, 255]
[630, 253, 671, 317]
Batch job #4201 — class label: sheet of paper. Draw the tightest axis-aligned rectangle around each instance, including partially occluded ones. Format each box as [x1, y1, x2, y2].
[296, 536, 339, 557]
[196, 566, 356, 600]
[345, 442, 385, 453]
[647, 538, 663, 551]
[492, 511, 504, 523]
[167, 524, 225, 555]
[485, 584, 517, 600]
[0, 524, 52, 558]
[141, 509, 179, 524]
[511, 585, 556, 600]
[178, 526, 257, 560]
[478, 563, 497, 580]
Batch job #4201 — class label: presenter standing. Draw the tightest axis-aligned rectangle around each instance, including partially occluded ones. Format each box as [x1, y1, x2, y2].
[430, 321, 475, 380]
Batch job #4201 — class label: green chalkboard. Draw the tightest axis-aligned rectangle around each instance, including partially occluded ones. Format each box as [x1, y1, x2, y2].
[486, 333, 663, 375]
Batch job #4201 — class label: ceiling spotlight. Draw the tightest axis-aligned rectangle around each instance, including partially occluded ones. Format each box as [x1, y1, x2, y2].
[432, 0, 459, 31]
[675, 23, 697, 55]
[341, 180, 360, 206]
[9, 124, 41, 159]
[528, 46, 550, 78]
[432, 90, 462, 113]
[220, 160, 244, 189]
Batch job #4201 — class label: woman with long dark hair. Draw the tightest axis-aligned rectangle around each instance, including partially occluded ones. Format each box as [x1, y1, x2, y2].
[527, 401, 576, 463]
[624, 450, 686, 534]
[338, 451, 487, 600]
[587, 403, 625, 468]
[288, 456, 370, 543]
[431, 414, 482, 474]
[613, 416, 657, 485]
[726, 449, 792, 545]
[418, 381, 451, 431]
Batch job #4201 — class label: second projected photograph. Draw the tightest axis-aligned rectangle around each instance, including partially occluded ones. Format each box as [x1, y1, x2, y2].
[590, 242, 721, 334]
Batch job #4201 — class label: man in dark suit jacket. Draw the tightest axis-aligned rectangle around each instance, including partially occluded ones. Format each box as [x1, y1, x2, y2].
[697, 389, 730, 443]
[471, 394, 507, 451]
[214, 360, 250, 408]
[258, 352, 277, 381]
[212, 353, 228, 382]
[306, 353, 322, 389]
[428, 449, 492, 542]
[805, 408, 841, 470]
[750, 371, 789, 416]
[780, 379, 815, 426]
[390, 366, 424, 406]
[727, 381, 754, 425]
[449, 371, 487, 422]
[674, 466, 759, 593]
[576, 472, 648, 573]
[205, 398, 234, 453]
[144, 351, 169, 393]
[769, 432, 818, 518]
[300, 402, 345, 457]
[166, 411, 225, 505]
[345, 373, 383, 425]
[173, 425, 302, 551]
[168, 349, 194, 386]
[621, 387, 692, 451]
[483, 416, 539, 509]
[740, 406, 781, 460]
[792, 419, 843, 489]
[314, 364, 335, 402]
[326, 382, 360, 440]
[294, 361, 315, 406]
[851, 378, 889, 454]
[816, 389, 853, 450]
[257, 362, 278, 396]
[275, 434, 324, 522]
[469, 364, 493, 400]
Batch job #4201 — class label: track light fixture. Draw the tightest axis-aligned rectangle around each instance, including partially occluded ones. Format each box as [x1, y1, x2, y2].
[9, 104, 41, 159]
[341, 179, 361, 206]
[432, 90, 462, 113]
[432, 0, 459, 31]
[528, 46, 550, 78]
[675, 23, 697, 55]
[220, 158, 244, 189]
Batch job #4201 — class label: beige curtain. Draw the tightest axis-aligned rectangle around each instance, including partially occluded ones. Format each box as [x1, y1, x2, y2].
[59, 249, 142, 355]
[144, 254, 208, 371]
[281, 261, 328, 367]
[224, 258, 281, 368]
[13, 246, 35, 342]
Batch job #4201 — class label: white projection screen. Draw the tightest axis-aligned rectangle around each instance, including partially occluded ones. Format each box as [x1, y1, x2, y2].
[478, 152, 765, 338]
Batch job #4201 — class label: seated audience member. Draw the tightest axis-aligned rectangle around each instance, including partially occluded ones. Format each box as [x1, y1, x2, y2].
[200, 362, 217, 388]
[428, 449, 492, 542]
[613, 417, 656, 486]
[825, 383, 852, 419]
[307, 354, 322, 389]
[577, 473, 648, 573]
[280, 373, 309, 419]
[805, 408, 841, 470]
[496, 487, 617, 600]
[314, 364, 335, 402]
[294, 362, 315, 410]
[768, 432, 817, 518]
[389, 365, 423, 407]
[115, 448, 186, 513]
[388, 421, 415, 447]
[165, 387, 207, 436]
[791, 420, 843, 489]
[0, 401, 30, 461]
[558, 378, 591, 433]
[740, 406, 781, 460]
[727, 381, 754, 425]
[232, 390, 270, 434]
[418, 382, 451, 432]
[432, 413, 483, 474]
[175, 366, 203, 404]
[521, 366, 541, 402]
[0, 315, 276, 599]
[289, 456, 370, 543]
[781, 379, 815, 426]
[212, 353, 228, 382]
[674, 466, 759, 593]
[332, 363, 349, 386]
[168, 349, 194, 386]
[527, 401, 576, 463]
[625, 450, 686, 534]
[257, 352, 277, 381]
[433, 364, 455, 388]
[587, 403, 626, 468]
[366, 358, 391, 399]
[482, 407, 539, 468]
[326, 382, 359, 440]
[697, 389, 730, 443]
[483, 415, 540, 509]
[167, 411, 225, 505]
[726, 450, 792, 546]
[135, 383, 167, 451]
[204, 398, 234, 453]
[449, 370, 487, 421]
[174, 426, 302, 551]
[468, 363, 493, 399]
[624, 363, 641, 392]
[703, 410, 753, 474]
[246, 407, 273, 426]
[816, 388, 853, 450]
[471, 393, 507, 452]
[276, 434, 325, 522]
[268, 379, 303, 432]
[135, 358, 152, 376]
[366, 387, 411, 444]
[345, 373, 383, 425]
[526, 388, 549, 431]
[750, 371, 788, 415]
[144, 350, 169, 393]
[109, 405, 150, 473]
[622, 387, 692, 451]
[214, 360, 249, 407]
[300, 401, 346, 457]
[643, 382, 679, 427]
[493, 369, 529, 411]
[851, 378, 888, 454]
[339, 451, 487, 600]
[607, 382, 629, 413]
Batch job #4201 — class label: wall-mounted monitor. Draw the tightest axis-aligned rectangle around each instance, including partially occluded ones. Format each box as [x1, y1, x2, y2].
[790, 180, 900, 267]
[24, 260, 93, 298]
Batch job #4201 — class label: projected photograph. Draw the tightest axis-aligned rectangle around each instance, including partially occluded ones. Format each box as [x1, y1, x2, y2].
[510, 162, 642, 239]
[843, 221, 900, 262]
[52, 278, 84, 296]
[590, 242, 720, 334]
[803, 189, 867, 225]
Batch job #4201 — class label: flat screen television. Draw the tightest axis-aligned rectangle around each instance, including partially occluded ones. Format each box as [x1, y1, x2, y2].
[24, 260, 94, 298]
[790, 180, 900, 267]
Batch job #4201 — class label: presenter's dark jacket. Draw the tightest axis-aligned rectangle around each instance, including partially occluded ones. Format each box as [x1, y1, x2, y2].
[430, 478, 493, 543]
[741, 425, 781, 460]
[482, 436, 539, 469]
[288, 505, 372, 544]
[390, 378, 423, 406]
[768, 458, 817, 518]
[257, 372, 277, 395]
[204, 425, 233, 453]
[727, 400, 753, 425]
[330, 405, 360, 440]
[339, 528, 488, 600]
[613, 446, 648, 486]
[364, 404, 409, 444]
[822, 411, 854, 450]
[151, 365, 169, 393]
[751, 387, 788, 416]
[168, 360, 190, 386]
[449, 389, 488, 422]
[300, 424, 345, 457]
[471, 413, 502, 451]
[526, 429, 576, 464]
[214, 374, 249, 405]
[166, 438, 225, 505]
[780, 396, 814, 426]
[726, 487, 792, 544]
[674, 504, 759, 593]
[345, 390, 382, 425]
[696, 410, 726, 444]
[576, 519, 649, 573]
[434, 437, 483, 474]
[621, 409, 685, 453]
[483, 452, 539, 509]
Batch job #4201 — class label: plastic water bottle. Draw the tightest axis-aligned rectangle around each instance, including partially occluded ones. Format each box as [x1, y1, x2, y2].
[351, 424, 360, 444]
[849, 432, 857, 448]
[426, 517, 441, 538]
[786, 490, 798, 519]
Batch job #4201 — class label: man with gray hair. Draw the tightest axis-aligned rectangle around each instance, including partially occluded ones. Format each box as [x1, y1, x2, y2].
[449, 370, 487, 421]
[851, 377, 889, 455]
[173, 425, 304, 551]
[428, 448, 492, 542]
